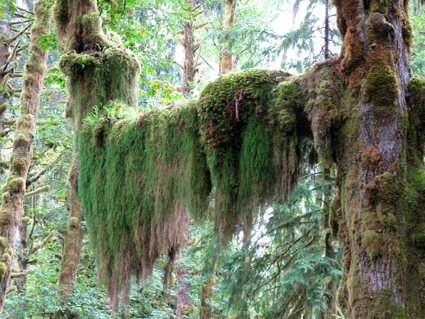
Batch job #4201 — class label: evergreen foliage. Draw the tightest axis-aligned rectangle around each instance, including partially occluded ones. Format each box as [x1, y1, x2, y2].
[222, 172, 343, 318]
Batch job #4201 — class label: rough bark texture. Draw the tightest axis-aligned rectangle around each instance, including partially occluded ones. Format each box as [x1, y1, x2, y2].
[16, 197, 30, 291]
[328, 0, 425, 316]
[0, 0, 52, 314]
[221, 0, 236, 75]
[175, 219, 194, 319]
[56, 154, 83, 301]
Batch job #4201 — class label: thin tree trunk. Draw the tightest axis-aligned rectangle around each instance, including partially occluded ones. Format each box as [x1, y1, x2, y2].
[199, 262, 217, 319]
[0, 10, 10, 172]
[56, 152, 83, 302]
[175, 219, 194, 319]
[0, 0, 52, 314]
[182, 0, 195, 96]
[221, 0, 236, 75]
[16, 197, 30, 291]
[324, 0, 329, 59]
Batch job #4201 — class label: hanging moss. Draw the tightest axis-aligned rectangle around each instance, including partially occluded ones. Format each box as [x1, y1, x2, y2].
[77, 68, 315, 303]
[196, 69, 310, 237]
[78, 101, 212, 295]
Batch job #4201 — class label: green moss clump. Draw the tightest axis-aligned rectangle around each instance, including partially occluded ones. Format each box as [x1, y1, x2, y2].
[3, 177, 25, 194]
[362, 50, 398, 111]
[0, 262, 7, 277]
[53, 0, 70, 39]
[0, 103, 8, 114]
[21, 217, 30, 224]
[408, 76, 425, 131]
[362, 230, 383, 260]
[13, 133, 30, 147]
[370, 0, 390, 15]
[68, 217, 80, 229]
[1, 253, 11, 265]
[0, 237, 6, 247]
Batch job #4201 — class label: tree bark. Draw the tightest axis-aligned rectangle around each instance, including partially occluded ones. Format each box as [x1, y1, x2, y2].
[0, 8, 10, 172]
[220, 0, 236, 75]
[324, 0, 329, 59]
[327, 0, 424, 316]
[175, 219, 194, 319]
[55, 153, 83, 307]
[0, 0, 52, 315]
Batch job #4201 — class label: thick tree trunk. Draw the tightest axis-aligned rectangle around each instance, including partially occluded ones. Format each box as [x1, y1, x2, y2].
[0, 0, 52, 314]
[53, 0, 140, 312]
[328, 0, 425, 317]
[221, 0, 236, 75]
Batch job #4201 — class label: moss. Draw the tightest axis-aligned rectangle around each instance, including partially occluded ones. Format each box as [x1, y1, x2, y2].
[370, 0, 390, 15]
[1, 253, 11, 265]
[0, 237, 6, 247]
[21, 216, 30, 224]
[59, 53, 102, 78]
[106, 31, 123, 46]
[362, 230, 383, 260]
[0, 262, 7, 277]
[11, 153, 29, 171]
[4, 177, 25, 194]
[16, 114, 32, 128]
[13, 132, 30, 146]
[362, 51, 398, 111]
[0, 103, 8, 114]
[412, 223, 425, 249]
[68, 217, 80, 229]
[408, 76, 425, 131]
[401, 11, 413, 49]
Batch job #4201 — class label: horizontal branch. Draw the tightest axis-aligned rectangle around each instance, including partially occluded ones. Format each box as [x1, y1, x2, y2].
[5, 23, 32, 45]
[11, 272, 25, 278]
[25, 185, 50, 198]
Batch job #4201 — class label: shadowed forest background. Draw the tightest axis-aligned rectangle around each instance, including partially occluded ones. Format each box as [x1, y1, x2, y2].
[0, 0, 425, 318]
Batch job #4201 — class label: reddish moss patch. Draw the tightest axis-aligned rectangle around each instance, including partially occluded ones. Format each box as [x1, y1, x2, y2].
[363, 145, 383, 170]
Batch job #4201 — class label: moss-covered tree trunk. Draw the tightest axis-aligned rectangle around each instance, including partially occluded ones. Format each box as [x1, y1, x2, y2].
[328, 0, 425, 316]
[53, 0, 139, 313]
[0, 13, 10, 169]
[221, 0, 236, 75]
[0, 0, 52, 314]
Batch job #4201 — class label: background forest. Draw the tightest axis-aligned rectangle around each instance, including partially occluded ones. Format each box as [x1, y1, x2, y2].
[0, 0, 424, 318]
